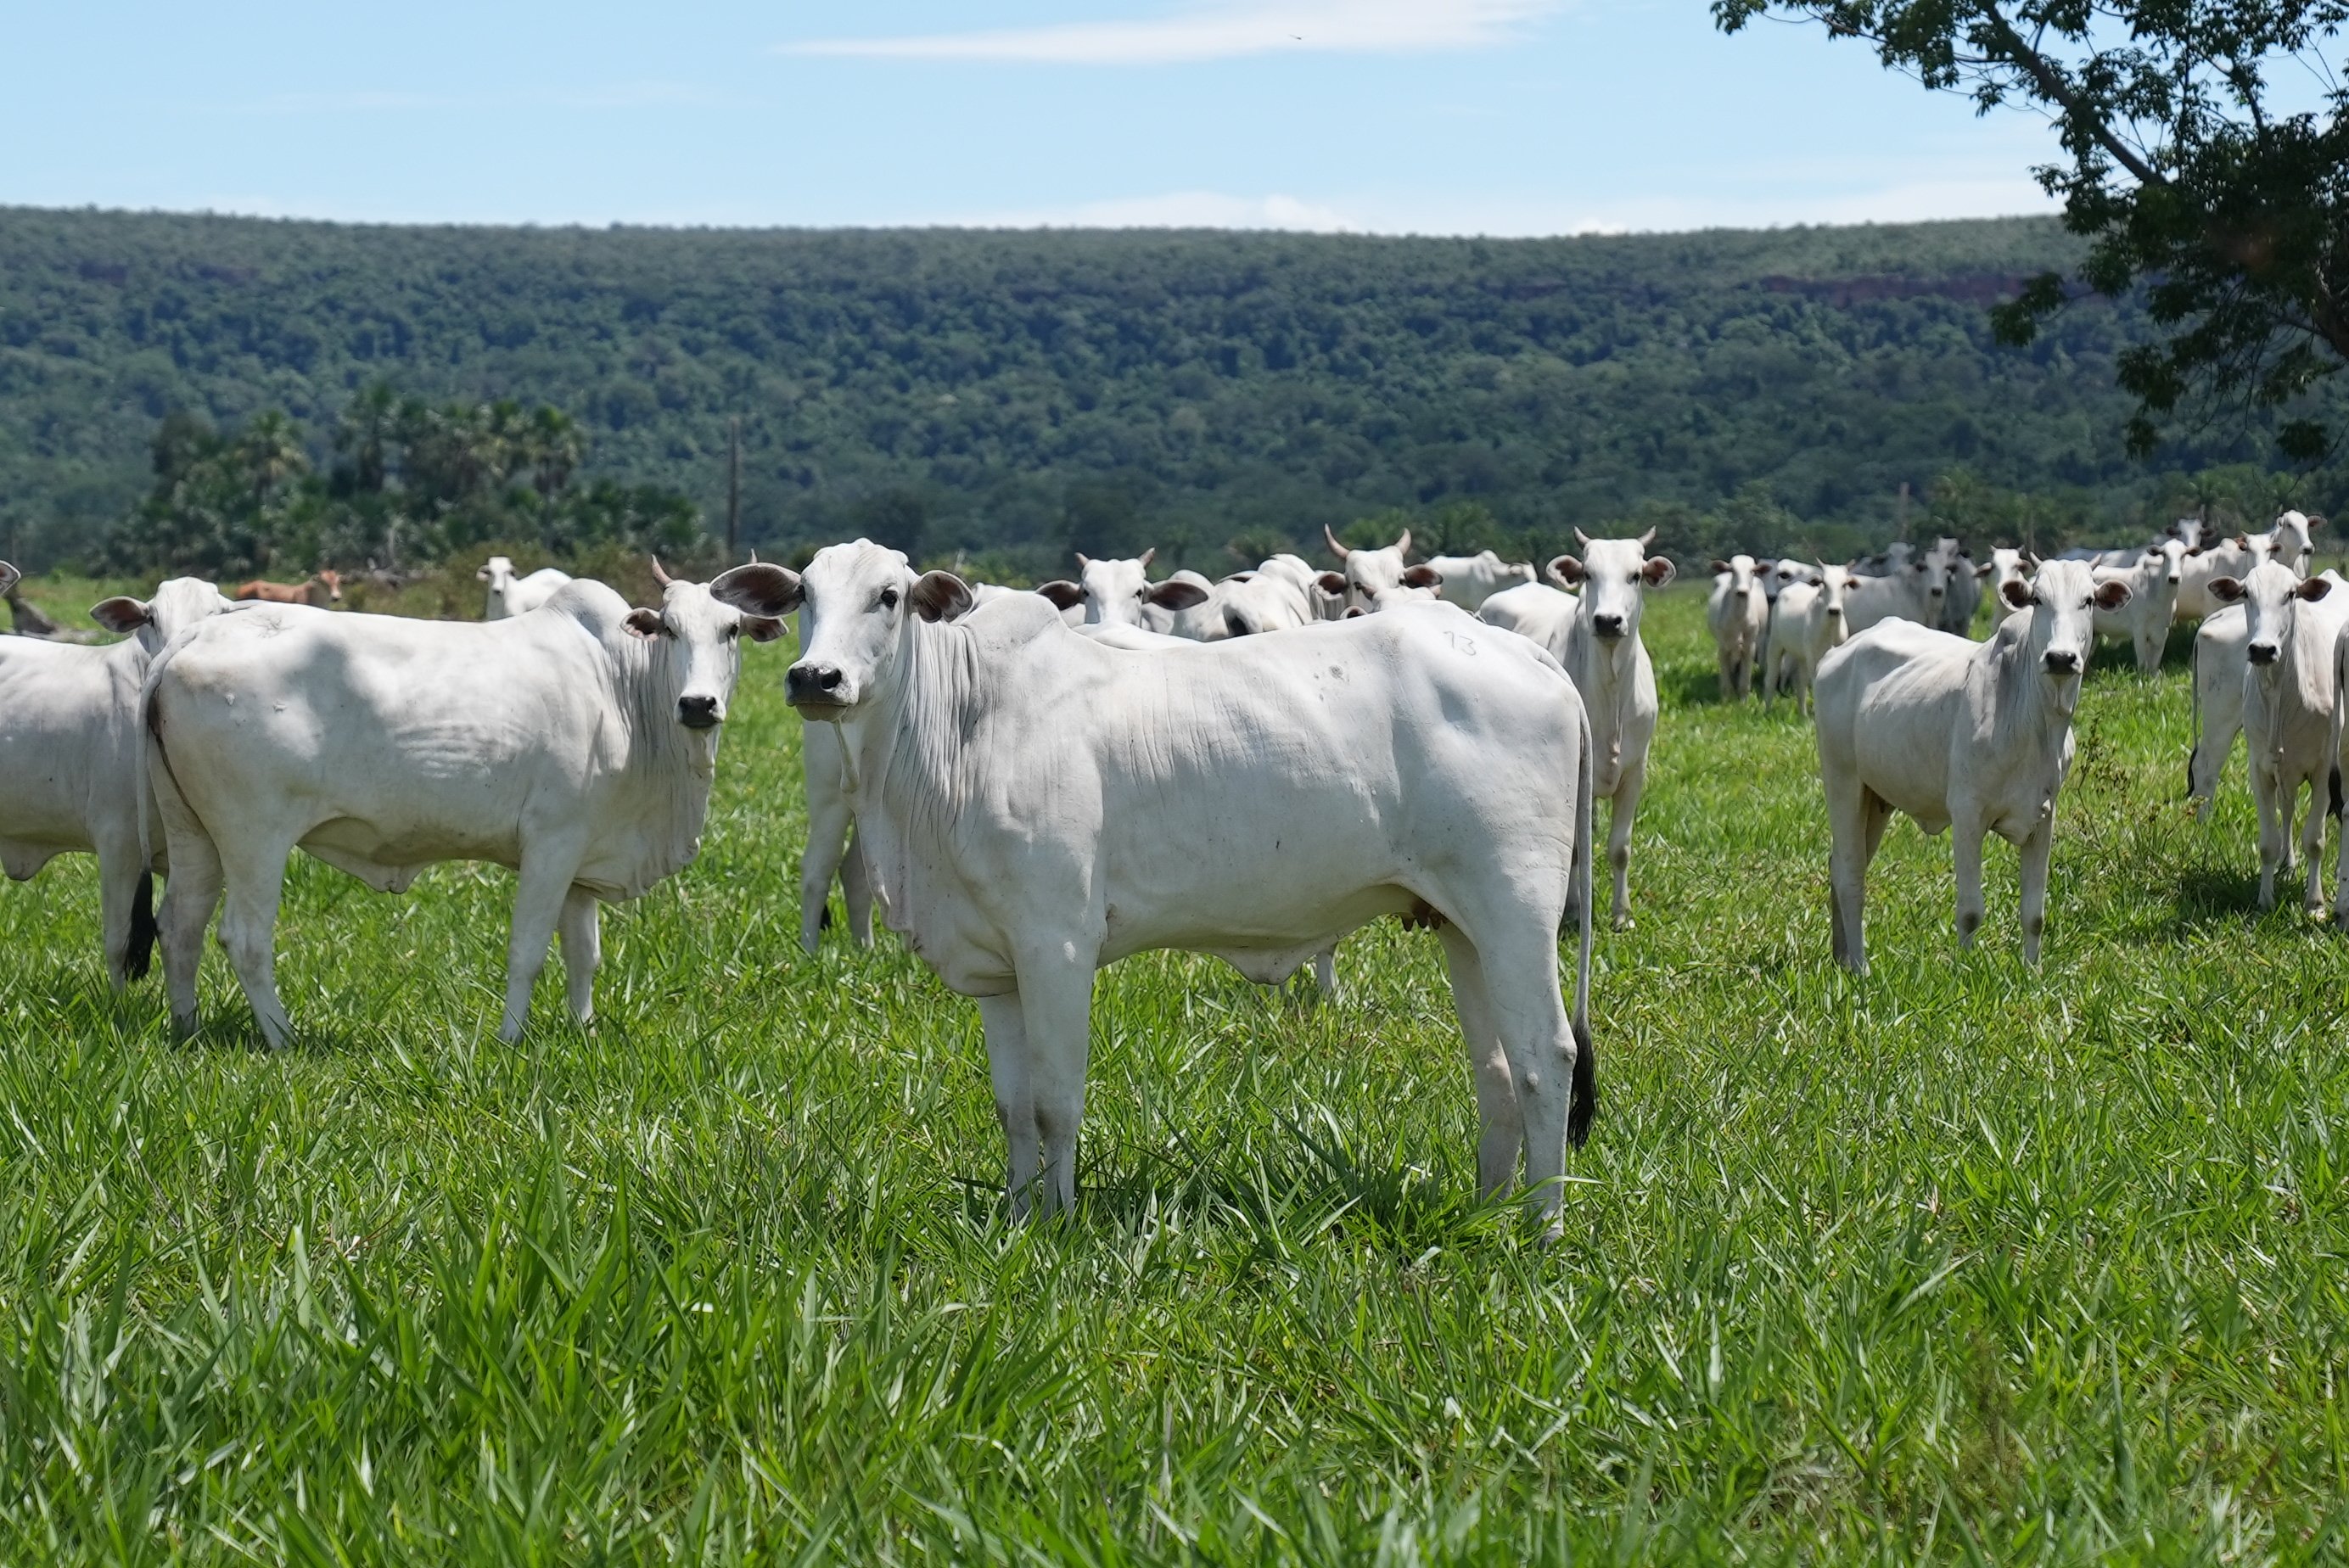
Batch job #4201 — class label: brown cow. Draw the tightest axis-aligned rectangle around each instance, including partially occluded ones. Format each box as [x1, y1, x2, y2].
[234, 568, 343, 608]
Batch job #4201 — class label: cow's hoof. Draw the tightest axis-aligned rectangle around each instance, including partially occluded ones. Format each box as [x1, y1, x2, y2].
[1611, 912, 1635, 932]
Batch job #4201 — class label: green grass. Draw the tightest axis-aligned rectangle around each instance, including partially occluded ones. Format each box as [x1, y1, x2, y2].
[3, 580, 2347, 1564]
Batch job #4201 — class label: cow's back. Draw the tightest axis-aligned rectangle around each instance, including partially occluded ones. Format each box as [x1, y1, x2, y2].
[1817, 621, 1973, 820]
[151, 597, 627, 879]
[869, 602, 1586, 979]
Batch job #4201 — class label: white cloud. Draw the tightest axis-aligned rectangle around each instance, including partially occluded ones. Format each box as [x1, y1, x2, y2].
[968, 190, 1360, 230]
[778, 0, 1556, 65]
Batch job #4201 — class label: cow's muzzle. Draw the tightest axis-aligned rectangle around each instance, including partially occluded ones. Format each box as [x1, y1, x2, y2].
[678, 694, 724, 729]
[2042, 648, 2083, 675]
[786, 662, 850, 711]
[1591, 613, 1627, 639]
[2248, 642, 2281, 667]
[1825, 605, 1843, 618]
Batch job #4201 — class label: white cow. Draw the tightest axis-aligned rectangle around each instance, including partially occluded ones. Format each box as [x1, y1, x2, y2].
[1763, 564, 1853, 715]
[712, 542, 1598, 1227]
[1706, 554, 1768, 701]
[1841, 551, 1949, 635]
[2207, 563, 2349, 910]
[1036, 550, 1211, 631]
[1978, 548, 2037, 626]
[2273, 510, 2321, 575]
[2176, 535, 2277, 620]
[145, 574, 778, 1047]
[1324, 526, 1442, 613]
[1488, 529, 1673, 928]
[0, 572, 233, 985]
[478, 556, 575, 620]
[1934, 539, 1982, 635]
[1424, 551, 1535, 612]
[2091, 538, 2187, 674]
[1814, 560, 2130, 973]
[1214, 567, 1335, 638]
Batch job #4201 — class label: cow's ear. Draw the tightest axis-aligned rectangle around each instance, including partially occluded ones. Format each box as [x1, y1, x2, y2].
[2308, 514, 2327, 531]
[475, 565, 492, 581]
[709, 563, 803, 618]
[2232, 535, 2251, 548]
[0, 562, 19, 599]
[2297, 575, 2334, 602]
[90, 596, 153, 634]
[1315, 571, 1347, 596]
[1974, 561, 1996, 579]
[1641, 557, 1676, 589]
[910, 570, 973, 623]
[1402, 563, 1443, 590]
[2185, 544, 2206, 557]
[1710, 558, 1732, 575]
[743, 614, 787, 642]
[1036, 580, 1085, 611]
[1146, 578, 1210, 611]
[2207, 576, 2246, 604]
[624, 608, 664, 637]
[1547, 554, 1586, 587]
[2094, 580, 2133, 611]
[1342, 605, 1366, 619]
[1999, 579, 2034, 610]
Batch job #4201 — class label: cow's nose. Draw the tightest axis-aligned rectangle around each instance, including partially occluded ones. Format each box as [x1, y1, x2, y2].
[677, 693, 722, 729]
[786, 664, 845, 703]
[1592, 613, 1626, 638]
[1825, 605, 1843, 617]
[2043, 648, 2082, 675]
[2248, 642, 2280, 666]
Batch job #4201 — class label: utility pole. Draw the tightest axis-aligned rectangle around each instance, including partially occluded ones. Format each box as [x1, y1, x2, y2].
[726, 417, 742, 559]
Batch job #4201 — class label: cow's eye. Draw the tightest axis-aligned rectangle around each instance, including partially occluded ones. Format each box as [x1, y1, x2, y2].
[878, 588, 900, 610]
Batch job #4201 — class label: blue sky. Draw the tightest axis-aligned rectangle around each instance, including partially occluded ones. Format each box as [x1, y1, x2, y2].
[2, 1, 2064, 233]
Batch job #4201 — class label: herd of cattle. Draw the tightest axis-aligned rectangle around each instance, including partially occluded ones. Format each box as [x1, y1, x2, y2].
[0, 507, 2329, 1223]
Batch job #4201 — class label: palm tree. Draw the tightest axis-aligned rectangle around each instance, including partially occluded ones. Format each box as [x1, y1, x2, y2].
[526, 406, 582, 500]
[335, 382, 399, 493]
[233, 411, 309, 511]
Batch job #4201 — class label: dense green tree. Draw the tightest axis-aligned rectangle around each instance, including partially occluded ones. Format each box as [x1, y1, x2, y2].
[1715, 0, 2349, 459]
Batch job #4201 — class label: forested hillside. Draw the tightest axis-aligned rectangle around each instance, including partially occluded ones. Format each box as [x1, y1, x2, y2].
[0, 207, 2314, 576]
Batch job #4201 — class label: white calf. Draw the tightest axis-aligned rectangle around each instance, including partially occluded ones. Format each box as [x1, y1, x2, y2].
[2091, 539, 2185, 674]
[2207, 564, 2349, 910]
[1815, 560, 2128, 972]
[1763, 564, 1853, 715]
[1706, 554, 1768, 701]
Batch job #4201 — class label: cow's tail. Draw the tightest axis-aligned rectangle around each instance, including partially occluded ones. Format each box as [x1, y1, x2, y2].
[125, 872, 158, 982]
[136, 631, 199, 886]
[1568, 696, 1597, 1149]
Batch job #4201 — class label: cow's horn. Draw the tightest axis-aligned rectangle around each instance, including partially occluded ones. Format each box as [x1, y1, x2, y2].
[1323, 524, 1351, 562]
[650, 556, 674, 587]
[1637, 529, 1657, 551]
[1393, 529, 1411, 557]
[1573, 529, 1593, 546]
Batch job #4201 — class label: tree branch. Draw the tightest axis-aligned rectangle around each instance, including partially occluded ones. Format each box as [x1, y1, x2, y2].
[1976, 0, 2171, 188]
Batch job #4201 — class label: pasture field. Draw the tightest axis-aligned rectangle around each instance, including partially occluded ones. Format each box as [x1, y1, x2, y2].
[3, 575, 2348, 1564]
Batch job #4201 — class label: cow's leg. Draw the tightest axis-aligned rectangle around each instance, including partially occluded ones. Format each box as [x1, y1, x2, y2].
[214, 837, 297, 1050]
[2253, 760, 2285, 910]
[557, 885, 601, 1025]
[1825, 779, 1882, 975]
[1012, 955, 1095, 1218]
[799, 809, 853, 953]
[156, 825, 222, 1036]
[1447, 916, 1578, 1233]
[1606, 766, 1645, 931]
[840, 826, 875, 949]
[1435, 925, 1521, 1199]
[2017, 817, 2055, 965]
[499, 848, 582, 1043]
[93, 835, 150, 990]
[1717, 647, 1735, 703]
[1314, 945, 1341, 1002]
[2138, 630, 2161, 676]
[2301, 778, 2329, 914]
[975, 992, 1042, 1219]
[1952, 812, 1987, 949]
